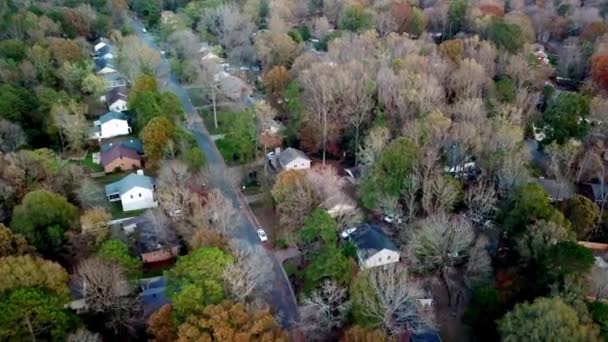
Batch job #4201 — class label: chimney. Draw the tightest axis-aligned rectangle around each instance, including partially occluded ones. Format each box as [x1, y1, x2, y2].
[137, 169, 144, 176]
[275, 147, 281, 155]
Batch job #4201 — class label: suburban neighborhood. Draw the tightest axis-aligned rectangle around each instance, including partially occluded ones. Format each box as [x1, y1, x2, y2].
[3, 0, 608, 341]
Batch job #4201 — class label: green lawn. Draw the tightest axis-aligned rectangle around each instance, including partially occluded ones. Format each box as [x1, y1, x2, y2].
[108, 202, 146, 220]
[82, 151, 104, 172]
[200, 109, 228, 135]
[94, 171, 129, 184]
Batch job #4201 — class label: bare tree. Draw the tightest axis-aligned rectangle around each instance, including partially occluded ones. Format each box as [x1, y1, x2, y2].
[76, 178, 109, 209]
[144, 209, 173, 245]
[67, 328, 101, 342]
[422, 176, 460, 215]
[401, 174, 421, 224]
[51, 101, 88, 152]
[358, 126, 391, 173]
[356, 264, 428, 334]
[74, 257, 140, 334]
[116, 35, 161, 81]
[0, 119, 26, 153]
[223, 240, 272, 303]
[515, 220, 572, 263]
[157, 160, 191, 188]
[464, 181, 497, 224]
[449, 58, 488, 99]
[220, 4, 256, 64]
[156, 185, 195, 221]
[299, 280, 350, 340]
[407, 215, 491, 307]
[546, 140, 581, 197]
[205, 189, 238, 236]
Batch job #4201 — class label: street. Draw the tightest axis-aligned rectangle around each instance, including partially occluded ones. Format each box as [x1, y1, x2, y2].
[128, 17, 299, 328]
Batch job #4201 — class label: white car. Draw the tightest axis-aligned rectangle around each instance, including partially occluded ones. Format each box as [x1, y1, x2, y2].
[340, 227, 357, 239]
[257, 229, 268, 242]
[142, 28, 147, 33]
[383, 215, 403, 224]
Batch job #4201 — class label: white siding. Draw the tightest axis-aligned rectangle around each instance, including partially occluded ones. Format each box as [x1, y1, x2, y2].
[284, 157, 311, 170]
[120, 186, 157, 211]
[97, 66, 117, 75]
[109, 99, 128, 112]
[362, 249, 400, 269]
[100, 119, 131, 138]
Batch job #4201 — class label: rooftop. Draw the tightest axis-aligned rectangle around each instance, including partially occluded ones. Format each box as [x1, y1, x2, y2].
[101, 138, 143, 154]
[100, 145, 141, 167]
[99, 111, 128, 125]
[106, 87, 129, 105]
[350, 224, 398, 253]
[105, 173, 154, 196]
[278, 147, 310, 166]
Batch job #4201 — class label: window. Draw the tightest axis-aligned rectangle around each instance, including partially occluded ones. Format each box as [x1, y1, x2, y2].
[378, 257, 382, 262]
[108, 193, 120, 200]
[387, 256, 391, 260]
[130, 195, 133, 199]
[139, 193, 142, 197]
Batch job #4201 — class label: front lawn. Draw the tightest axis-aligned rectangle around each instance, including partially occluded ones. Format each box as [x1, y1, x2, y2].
[82, 151, 104, 172]
[108, 202, 146, 220]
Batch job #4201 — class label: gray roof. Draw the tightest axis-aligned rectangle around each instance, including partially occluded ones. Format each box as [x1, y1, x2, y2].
[101, 138, 143, 154]
[99, 111, 128, 124]
[278, 147, 310, 167]
[537, 178, 574, 201]
[350, 224, 398, 252]
[105, 173, 154, 196]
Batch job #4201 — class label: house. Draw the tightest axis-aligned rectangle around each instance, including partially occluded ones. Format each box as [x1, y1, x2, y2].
[105, 171, 157, 211]
[349, 224, 400, 269]
[103, 72, 128, 89]
[105, 87, 129, 112]
[275, 147, 311, 170]
[581, 183, 608, 206]
[101, 138, 144, 155]
[91, 111, 131, 139]
[213, 71, 252, 101]
[138, 276, 170, 317]
[101, 145, 142, 173]
[95, 45, 114, 60]
[94, 38, 109, 52]
[133, 216, 180, 265]
[537, 178, 575, 202]
[95, 58, 118, 75]
[344, 166, 362, 184]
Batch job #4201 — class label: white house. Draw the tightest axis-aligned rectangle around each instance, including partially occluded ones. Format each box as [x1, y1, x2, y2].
[349, 224, 400, 269]
[91, 111, 132, 139]
[276, 147, 311, 170]
[94, 40, 108, 52]
[105, 170, 157, 212]
[105, 87, 129, 112]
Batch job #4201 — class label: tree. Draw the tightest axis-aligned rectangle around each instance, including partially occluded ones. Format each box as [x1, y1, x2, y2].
[589, 302, 608, 337]
[360, 138, 418, 209]
[80, 208, 111, 244]
[10, 190, 77, 254]
[271, 169, 309, 203]
[358, 126, 390, 173]
[74, 257, 139, 334]
[302, 247, 352, 292]
[515, 220, 572, 263]
[487, 18, 525, 53]
[276, 180, 320, 235]
[182, 147, 206, 172]
[338, 5, 373, 32]
[67, 328, 102, 342]
[204, 189, 238, 237]
[299, 280, 350, 340]
[116, 34, 161, 82]
[407, 215, 492, 305]
[0, 119, 27, 153]
[562, 195, 600, 239]
[450, 58, 488, 99]
[542, 241, 594, 281]
[176, 301, 288, 341]
[351, 264, 426, 334]
[300, 209, 338, 254]
[223, 241, 272, 303]
[148, 304, 177, 342]
[50, 101, 88, 152]
[447, 0, 467, 36]
[463, 285, 505, 341]
[254, 31, 299, 69]
[592, 54, 608, 92]
[540, 92, 590, 145]
[263, 65, 291, 96]
[464, 181, 497, 224]
[503, 183, 570, 235]
[342, 325, 395, 342]
[0, 255, 69, 298]
[218, 4, 256, 64]
[0, 288, 76, 341]
[0, 223, 31, 257]
[498, 297, 599, 341]
[140, 116, 175, 166]
[75, 178, 108, 209]
[96, 239, 142, 279]
[166, 247, 233, 319]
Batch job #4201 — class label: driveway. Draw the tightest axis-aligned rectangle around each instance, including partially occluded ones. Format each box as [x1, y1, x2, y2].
[128, 17, 299, 328]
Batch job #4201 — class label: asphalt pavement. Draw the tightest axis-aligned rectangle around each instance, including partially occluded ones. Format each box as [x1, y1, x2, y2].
[128, 17, 299, 328]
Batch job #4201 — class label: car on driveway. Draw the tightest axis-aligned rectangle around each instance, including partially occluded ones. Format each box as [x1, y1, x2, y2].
[257, 229, 268, 242]
[142, 28, 147, 33]
[341, 227, 357, 239]
[383, 215, 403, 225]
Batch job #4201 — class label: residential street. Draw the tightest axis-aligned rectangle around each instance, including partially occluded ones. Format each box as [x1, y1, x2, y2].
[128, 17, 299, 328]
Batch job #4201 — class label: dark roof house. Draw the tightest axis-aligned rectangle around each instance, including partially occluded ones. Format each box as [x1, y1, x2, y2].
[106, 87, 128, 106]
[350, 224, 399, 252]
[101, 138, 144, 154]
[100, 145, 142, 173]
[138, 276, 170, 317]
[98, 111, 129, 125]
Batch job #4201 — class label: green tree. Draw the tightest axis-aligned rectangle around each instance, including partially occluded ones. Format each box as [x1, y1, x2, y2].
[562, 195, 600, 239]
[494, 78, 516, 103]
[133, 0, 161, 27]
[463, 286, 505, 340]
[0, 255, 70, 299]
[10, 190, 77, 254]
[165, 248, 233, 319]
[300, 209, 338, 248]
[302, 247, 351, 292]
[0, 288, 76, 341]
[542, 241, 594, 281]
[406, 7, 427, 37]
[216, 110, 256, 164]
[96, 239, 142, 279]
[498, 297, 599, 341]
[183, 146, 206, 172]
[588, 301, 608, 338]
[487, 19, 525, 53]
[338, 6, 373, 32]
[359, 138, 418, 209]
[0, 40, 26, 61]
[540, 92, 590, 145]
[503, 183, 570, 235]
[0, 84, 37, 124]
[447, 0, 467, 36]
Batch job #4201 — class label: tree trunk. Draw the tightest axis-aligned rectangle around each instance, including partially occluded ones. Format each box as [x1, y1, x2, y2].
[322, 110, 327, 165]
[211, 86, 218, 129]
[354, 124, 360, 166]
[24, 316, 36, 342]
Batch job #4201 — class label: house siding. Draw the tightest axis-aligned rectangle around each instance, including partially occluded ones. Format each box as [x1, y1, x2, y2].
[120, 186, 157, 211]
[141, 246, 179, 264]
[362, 249, 400, 269]
[284, 157, 311, 170]
[109, 99, 128, 112]
[104, 156, 141, 173]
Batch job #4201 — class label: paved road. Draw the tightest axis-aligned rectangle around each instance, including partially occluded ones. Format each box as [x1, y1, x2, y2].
[128, 17, 299, 328]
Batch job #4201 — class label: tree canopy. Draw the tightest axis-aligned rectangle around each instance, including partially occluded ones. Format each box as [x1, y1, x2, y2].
[540, 92, 590, 145]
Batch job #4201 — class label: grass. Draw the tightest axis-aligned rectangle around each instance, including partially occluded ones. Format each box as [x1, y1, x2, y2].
[200, 109, 226, 135]
[95, 171, 129, 184]
[108, 202, 146, 220]
[82, 151, 104, 172]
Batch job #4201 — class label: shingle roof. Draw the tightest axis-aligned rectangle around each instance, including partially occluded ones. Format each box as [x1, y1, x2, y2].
[278, 147, 310, 166]
[106, 87, 128, 106]
[95, 45, 111, 57]
[101, 145, 141, 167]
[138, 276, 170, 317]
[95, 58, 115, 71]
[99, 111, 128, 124]
[350, 224, 398, 252]
[105, 173, 154, 196]
[101, 138, 143, 154]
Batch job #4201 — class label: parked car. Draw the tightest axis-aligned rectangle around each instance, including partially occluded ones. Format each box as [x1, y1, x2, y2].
[383, 215, 403, 224]
[340, 227, 357, 239]
[142, 28, 147, 33]
[257, 229, 268, 242]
